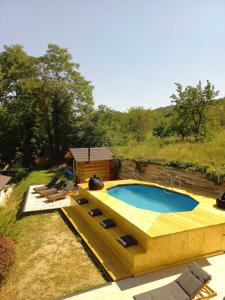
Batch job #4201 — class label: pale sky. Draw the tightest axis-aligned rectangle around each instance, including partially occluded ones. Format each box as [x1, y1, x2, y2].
[1, 0, 225, 110]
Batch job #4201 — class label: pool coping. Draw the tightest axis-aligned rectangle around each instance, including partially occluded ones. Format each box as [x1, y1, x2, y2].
[78, 179, 225, 238]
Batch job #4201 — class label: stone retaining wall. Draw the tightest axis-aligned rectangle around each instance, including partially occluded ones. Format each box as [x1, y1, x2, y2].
[118, 160, 225, 195]
[0, 185, 14, 206]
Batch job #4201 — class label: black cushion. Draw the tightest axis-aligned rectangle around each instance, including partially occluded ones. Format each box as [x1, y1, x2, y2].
[117, 235, 137, 248]
[88, 208, 102, 217]
[176, 270, 203, 297]
[188, 262, 211, 283]
[77, 198, 89, 205]
[99, 219, 116, 229]
[134, 282, 189, 300]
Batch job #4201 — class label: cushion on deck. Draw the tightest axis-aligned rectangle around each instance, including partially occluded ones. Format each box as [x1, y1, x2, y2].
[47, 191, 67, 200]
[117, 235, 137, 248]
[188, 262, 211, 283]
[76, 198, 89, 205]
[38, 188, 57, 195]
[176, 270, 203, 297]
[134, 282, 189, 300]
[99, 219, 116, 228]
[88, 208, 102, 217]
[33, 185, 48, 192]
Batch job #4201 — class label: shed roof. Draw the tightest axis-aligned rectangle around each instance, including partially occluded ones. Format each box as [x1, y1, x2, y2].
[0, 174, 11, 191]
[69, 147, 113, 162]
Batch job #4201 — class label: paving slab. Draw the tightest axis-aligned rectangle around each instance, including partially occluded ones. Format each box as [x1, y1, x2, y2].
[23, 185, 75, 213]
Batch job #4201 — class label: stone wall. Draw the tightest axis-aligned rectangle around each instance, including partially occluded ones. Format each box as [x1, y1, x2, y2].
[0, 185, 14, 206]
[118, 160, 225, 195]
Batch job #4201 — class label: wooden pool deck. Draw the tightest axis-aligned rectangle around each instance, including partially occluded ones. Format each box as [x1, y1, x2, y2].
[61, 179, 225, 280]
[79, 179, 225, 237]
[62, 206, 132, 280]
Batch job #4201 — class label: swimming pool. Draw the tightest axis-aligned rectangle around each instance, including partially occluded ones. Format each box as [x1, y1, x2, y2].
[107, 184, 199, 213]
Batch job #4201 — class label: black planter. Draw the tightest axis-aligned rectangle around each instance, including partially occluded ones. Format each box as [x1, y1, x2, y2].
[88, 175, 104, 190]
[216, 193, 225, 209]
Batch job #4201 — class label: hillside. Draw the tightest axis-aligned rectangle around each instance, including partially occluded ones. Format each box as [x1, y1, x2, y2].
[115, 98, 225, 182]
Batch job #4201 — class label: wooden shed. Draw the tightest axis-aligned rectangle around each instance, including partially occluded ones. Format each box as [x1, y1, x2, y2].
[66, 147, 114, 183]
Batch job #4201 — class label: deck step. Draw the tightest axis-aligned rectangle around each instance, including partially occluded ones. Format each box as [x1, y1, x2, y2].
[61, 206, 132, 280]
[74, 201, 146, 255]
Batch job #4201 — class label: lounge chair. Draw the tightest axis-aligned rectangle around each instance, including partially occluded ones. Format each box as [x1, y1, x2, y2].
[133, 262, 216, 300]
[37, 180, 66, 196]
[33, 176, 59, 192]
[46, 191, 68, 202]
[46, 183, 78, 202]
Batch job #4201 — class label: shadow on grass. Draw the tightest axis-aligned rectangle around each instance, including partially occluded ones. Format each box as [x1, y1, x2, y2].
[59, 210, 112, 283]
[16, 190, 58, 220]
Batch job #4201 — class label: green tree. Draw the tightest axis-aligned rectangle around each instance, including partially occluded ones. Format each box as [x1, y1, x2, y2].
[33, 44, 94, 162]
[0, 44, 94, 165]
[125, 107, 152, 142]
[170, 81, 219, 140]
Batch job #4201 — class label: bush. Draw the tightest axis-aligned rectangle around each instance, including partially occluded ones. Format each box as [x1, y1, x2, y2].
[0, 236, 16, 283]
[8, 162, 29, 182]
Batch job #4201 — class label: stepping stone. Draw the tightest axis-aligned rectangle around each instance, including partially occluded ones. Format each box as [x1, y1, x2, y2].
[88, 208, 102, 217]
[99, 218, 116, 229]
[76, 198, 89, 205]
[117, 235, 138, 248]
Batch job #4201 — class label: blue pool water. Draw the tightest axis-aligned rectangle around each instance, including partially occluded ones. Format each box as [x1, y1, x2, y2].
[107, 184, 199, 213]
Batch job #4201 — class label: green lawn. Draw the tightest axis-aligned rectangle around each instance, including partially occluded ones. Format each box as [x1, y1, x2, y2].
[0, 170, 106, 300]
[115, 130, 225, 182]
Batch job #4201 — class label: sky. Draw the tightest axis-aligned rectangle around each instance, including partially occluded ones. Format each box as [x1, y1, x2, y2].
[0, 0, 225, 111]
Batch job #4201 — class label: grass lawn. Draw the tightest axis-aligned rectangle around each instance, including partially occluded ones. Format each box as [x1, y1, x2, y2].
[0, 170, 106, 300]
[115, 130, 225, 181]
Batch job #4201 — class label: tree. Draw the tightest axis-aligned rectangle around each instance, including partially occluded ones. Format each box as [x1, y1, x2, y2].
[170, 81, 219, 140]
[0, 45, 39, 164]
[33, 44, 94, 162]
[125, 107, 152, 142]
[0, 44, 94, 165]
[152, 119, 172, 138]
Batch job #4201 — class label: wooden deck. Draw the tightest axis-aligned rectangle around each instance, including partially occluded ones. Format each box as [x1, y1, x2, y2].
[78, 179, 225, 238]
[61, 206, 132, 280]
[61, 179, 225, 280]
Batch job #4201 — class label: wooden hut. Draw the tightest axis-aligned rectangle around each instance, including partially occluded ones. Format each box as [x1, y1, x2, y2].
[66, 147, 114, 183]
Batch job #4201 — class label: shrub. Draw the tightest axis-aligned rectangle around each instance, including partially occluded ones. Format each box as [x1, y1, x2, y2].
[0, 236, 16, 283]
[8, 162, 29, 182]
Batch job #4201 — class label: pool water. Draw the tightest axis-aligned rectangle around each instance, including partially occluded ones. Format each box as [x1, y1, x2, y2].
[107, 184, 199, 213]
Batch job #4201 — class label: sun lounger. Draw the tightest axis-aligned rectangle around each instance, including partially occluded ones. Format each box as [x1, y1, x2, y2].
[133, 262, 217, 300]
[37, 180, 66, 196]
[63, 182, 78, 195]
[46, 191, 68, 202]
[33, 176, 59, 192]
[46, 182, 78, 202]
